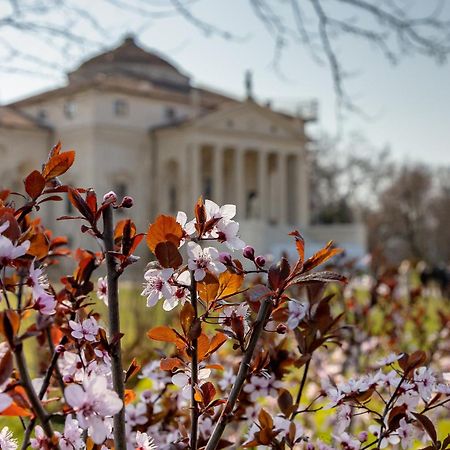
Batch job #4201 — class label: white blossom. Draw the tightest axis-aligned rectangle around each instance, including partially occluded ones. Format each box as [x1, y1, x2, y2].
[187, 242, 226, 281]
[141, 268, 174, 309]
[69, 317, 99, 342]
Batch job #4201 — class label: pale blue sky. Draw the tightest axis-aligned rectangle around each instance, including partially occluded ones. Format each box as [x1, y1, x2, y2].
[1, 0, 449, 164]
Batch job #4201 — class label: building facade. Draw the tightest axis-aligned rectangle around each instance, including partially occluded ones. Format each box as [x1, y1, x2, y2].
[0, 36, 366, 261]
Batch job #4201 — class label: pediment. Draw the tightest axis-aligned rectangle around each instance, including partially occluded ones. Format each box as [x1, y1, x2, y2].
[192, 101, 304, 140]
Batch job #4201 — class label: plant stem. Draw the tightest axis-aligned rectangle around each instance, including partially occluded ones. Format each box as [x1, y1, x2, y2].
[205, 296, 273, 450]
[21, 334, 68, 450]
[291, 358, 311, 420]
[102, 205, 127, 450]
[15, 342, 55, 443]
[190, 273, 199, 450]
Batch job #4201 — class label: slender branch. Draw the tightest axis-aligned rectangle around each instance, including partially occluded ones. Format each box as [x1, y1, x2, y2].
[205, 295, 273, 450]
[15, 342, 55, 442]
[102, 205, 127, 450]
[189, 273, 199, 450]
[290, 358, 311, 420]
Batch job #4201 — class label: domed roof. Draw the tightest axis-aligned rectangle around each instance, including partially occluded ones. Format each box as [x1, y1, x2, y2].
[78, 35, 179, 72]
[69, 35, 190, 89]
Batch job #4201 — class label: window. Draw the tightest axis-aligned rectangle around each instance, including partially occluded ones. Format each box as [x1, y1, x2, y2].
[37, 109, 47, 122]
[114, 99, 128, 117]
[64, 100, 76, 119]
[169, 185, 177, 213]
[164, 107, 176, 122]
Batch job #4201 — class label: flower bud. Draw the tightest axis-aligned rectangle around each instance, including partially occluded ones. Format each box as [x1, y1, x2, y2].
[219, 252, 233, 265]
[358, 431, 368, 443]
[243, 245, 255, 260]
[103, 191, 117, 204]
[276, 323, 287, 334]
[62, 374, 73, 384]
[55, 344, 65, 354]
[121, 196, 134, 208]
[255, 255, 266, 267]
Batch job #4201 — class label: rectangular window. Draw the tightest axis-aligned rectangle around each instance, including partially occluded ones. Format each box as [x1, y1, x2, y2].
[114, 99, 128, 117]
[64, 100, 76, 119]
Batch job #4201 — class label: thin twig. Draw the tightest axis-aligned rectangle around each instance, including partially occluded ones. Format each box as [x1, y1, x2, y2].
[290, 358, 311, 420]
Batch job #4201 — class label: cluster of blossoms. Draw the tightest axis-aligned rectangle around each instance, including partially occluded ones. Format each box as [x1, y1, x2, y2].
[141, 200, 252, 311]
[318, 353, 450, 450]
[1, 148, 450, 450]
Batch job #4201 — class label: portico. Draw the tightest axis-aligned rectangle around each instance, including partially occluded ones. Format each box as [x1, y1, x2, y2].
[155, 101, 311, 234]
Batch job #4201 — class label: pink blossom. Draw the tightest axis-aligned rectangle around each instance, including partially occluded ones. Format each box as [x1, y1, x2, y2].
[0, 427, 17, 450]
[64, 375, 123, 444]
[69, 317, 99, 342]
[96, 277, 108, 305]
[135, 431, 157, 450]
[141, 268, 174, 309]
[187, 242, 226, 281]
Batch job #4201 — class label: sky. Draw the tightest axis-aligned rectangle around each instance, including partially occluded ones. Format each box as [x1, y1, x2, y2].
[1, 0, 449, 165]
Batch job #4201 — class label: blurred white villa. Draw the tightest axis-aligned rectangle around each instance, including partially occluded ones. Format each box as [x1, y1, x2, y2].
[0, 36, 366, 260]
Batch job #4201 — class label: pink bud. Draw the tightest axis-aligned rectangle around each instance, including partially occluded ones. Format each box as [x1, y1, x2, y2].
[121, 196, 134, 208]
[243, 245, 255, 260]
[358, 432, 368, 442]
[255, 255, 266, 267]
[55, 345, 65, 354]
[62, 375, 73, 384]
[219, 252, 233, 265]
[103, 191, 117, 204]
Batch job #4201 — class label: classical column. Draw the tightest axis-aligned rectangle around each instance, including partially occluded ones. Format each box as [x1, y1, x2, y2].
[298, 149, 310, 226]
[258, 150, 268, 221]
[233, 147, 245, 219]
[213, 146, 224, 204]
[278, 152, 288, 225]
[190, 143, 202, 207]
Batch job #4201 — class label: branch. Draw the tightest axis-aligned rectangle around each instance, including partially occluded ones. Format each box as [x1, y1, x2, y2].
[190, 273, 199, 450]
[15, 341, 55, 444]
[205, 295, 273, 450]
[102, 205, 127, 450]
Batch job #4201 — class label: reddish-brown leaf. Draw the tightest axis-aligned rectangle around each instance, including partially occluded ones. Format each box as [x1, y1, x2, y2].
[42, 150, 75, 180]
[180, 302, 195, 337]
[258, 408, 273, 430]
[124, 389, 136, 405]
[0, 351, 13, 386]
[303, 241, 342, 272]
[124, 358, 141, 383]
[155, 241, 183, 269]
[147, 326, 185, 350]
[201, 382, 216, 405]
[197, 273, 220, 303]
[216, 270, 244, 299]
[0, 402, 32, 417]
[278, 389, 294, 416]
[146, 215, 183, 252]
[412, 412, 437, 443]
[24, 170, 45, 200]
[160, 357, 183, 371]
[67, 187, 94, 222]
[289, 230, 305, 263]
[27, 233, 49, 259]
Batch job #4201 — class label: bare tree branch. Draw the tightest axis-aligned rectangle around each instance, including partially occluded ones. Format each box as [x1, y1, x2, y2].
[0, 0, 449, 111]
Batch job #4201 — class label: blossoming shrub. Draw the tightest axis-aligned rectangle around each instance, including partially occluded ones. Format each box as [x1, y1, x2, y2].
[0, 146, 448, 450]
